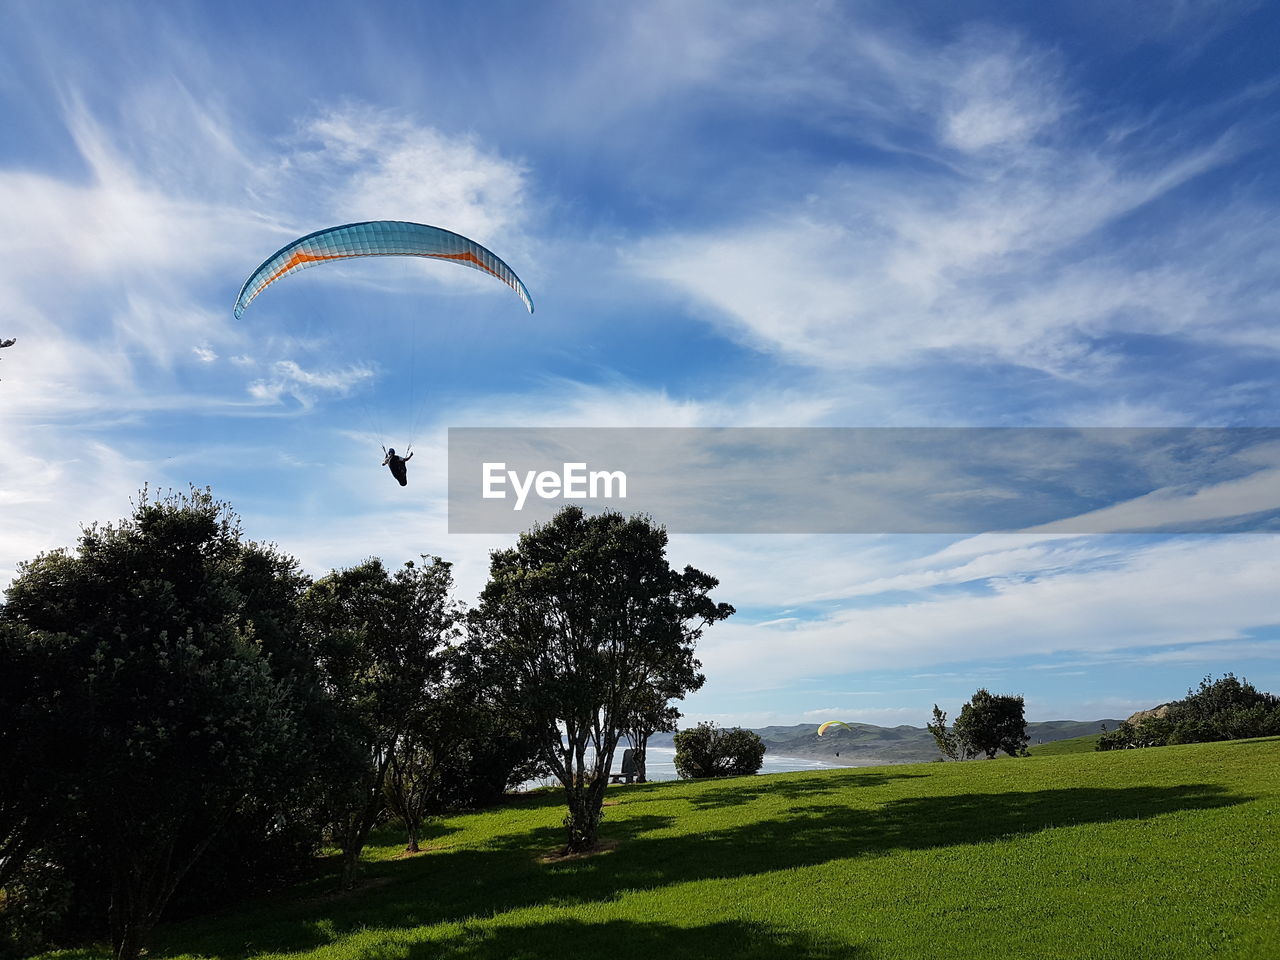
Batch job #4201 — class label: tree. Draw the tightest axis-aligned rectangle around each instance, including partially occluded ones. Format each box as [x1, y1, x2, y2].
[406, 639, 556, 812]
[384, 730, 439, 854]
[303, 556, 457, 889]
[382, 650, 474, 853]
[951, 689, 1030, 759]
[1097, 674, 1280, 751]
[469, 507, 732, 852]
[622, 683, 682, 784]
[1, 487, 302, 960]
[1170, 674, 1280, 743]
[926, 705, 978, 761]
[0, 623, 88, 892]
[672, 722, 766, 778]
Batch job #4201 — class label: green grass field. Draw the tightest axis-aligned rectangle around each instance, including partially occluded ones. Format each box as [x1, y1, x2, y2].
[1029, 733, 1103, 755]
[47, 737, 1280, 960]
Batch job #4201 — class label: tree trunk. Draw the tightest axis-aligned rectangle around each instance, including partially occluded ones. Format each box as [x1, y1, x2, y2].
[563, 776, 608, 852]
[107, 828, 218, 960]
[336, 749, 394, 890]
[334, 810, 372, 890]
[551, 731, 615, 852]
[386, 747, 430, 855]
[337, 799, 384, 891]
[108, 869, 159, 960]
[340, 845, 362, 891]
[111, 920, 147, 960]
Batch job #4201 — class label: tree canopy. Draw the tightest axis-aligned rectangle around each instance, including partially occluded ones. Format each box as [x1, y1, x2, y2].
[468, 506, 732, 851]
[929, 690, 1029, 760]
[302, 556, 458, 888]
[1098, 674, 1280, 750]
[952, 689, 1030, 759]
[1, 487, 306, 960]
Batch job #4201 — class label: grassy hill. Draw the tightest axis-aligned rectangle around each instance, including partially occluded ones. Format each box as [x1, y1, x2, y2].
[46, 737, 1279, 960]
[1030, 733, 1104, 756]
[653, 719, 1120, 765]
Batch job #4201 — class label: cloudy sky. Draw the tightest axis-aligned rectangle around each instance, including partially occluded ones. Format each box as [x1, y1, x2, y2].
[2, 0, 1277, 729]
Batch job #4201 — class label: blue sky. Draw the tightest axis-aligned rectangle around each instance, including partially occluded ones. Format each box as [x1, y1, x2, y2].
[2, 0, 1278, 728]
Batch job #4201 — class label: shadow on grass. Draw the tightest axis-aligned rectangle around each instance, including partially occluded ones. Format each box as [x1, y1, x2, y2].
[154, 782, 1247, 960]
[480, 813, 680, 857]
[679, 770, 928, 810]
[365, 819, 463, 852]
[392, 918, 860, 960]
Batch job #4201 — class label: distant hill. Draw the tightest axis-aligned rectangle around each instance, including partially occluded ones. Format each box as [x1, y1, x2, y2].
[650, 719, 1121, 765]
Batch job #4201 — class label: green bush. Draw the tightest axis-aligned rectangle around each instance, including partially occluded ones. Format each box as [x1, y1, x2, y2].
[0, 857, 73, 960]
[1097, 674, 1280, 751]
[673, 722, 766, 778]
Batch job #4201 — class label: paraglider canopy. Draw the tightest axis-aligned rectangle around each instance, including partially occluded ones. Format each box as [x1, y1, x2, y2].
[233, 220, 534, 318]
[817, 721, 855, 736]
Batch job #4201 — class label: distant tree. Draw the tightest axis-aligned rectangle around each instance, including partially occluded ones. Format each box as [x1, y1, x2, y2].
[422, 698, 554, 809]
[1170, 674, 1280, 743]
[426, 641, 558, 808]
[926, 705, 978, 761]
[381, 646, 530, 851]
[1, 487, 302, 960]
[673, 722, 766, 778]
[951, 689, 1029, 759]
[1097, 720, 1142, 751]
[384, 726, 440, 854]
[303, 557, 458, 889]
[1097, 674, 1280, 751]
[469, 507, 731, 852]
[622, 682, 683, 784]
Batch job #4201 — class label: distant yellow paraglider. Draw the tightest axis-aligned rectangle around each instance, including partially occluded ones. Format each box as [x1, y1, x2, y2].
[817, 720, 855, 736]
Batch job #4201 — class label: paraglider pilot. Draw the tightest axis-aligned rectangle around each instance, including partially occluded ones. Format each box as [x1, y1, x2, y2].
[382, 446, 413, 486]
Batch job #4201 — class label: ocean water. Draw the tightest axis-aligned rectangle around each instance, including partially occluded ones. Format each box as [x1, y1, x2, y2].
[519, 745, 836, 790]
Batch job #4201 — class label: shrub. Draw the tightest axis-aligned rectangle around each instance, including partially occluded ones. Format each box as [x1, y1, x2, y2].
[0, 857, 73, 960]
[673, 722, 766, 778]
[1097, 674, 1280, 751]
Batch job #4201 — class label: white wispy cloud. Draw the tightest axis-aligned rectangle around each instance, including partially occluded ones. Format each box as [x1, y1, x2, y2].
[292, 108, 529, 238]
[693, 535, 1280, 689]
[4, 1, 1276, 730]
[0, 429, 179, 587]
[0, 82, 539, 591]
[1027, 446, 1280, 533]
[247, 360, 377, 408]
[622, 15, 1273, 415]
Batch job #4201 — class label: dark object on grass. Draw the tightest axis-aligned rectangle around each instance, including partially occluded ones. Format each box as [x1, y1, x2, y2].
[609, 749, 638, 785]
